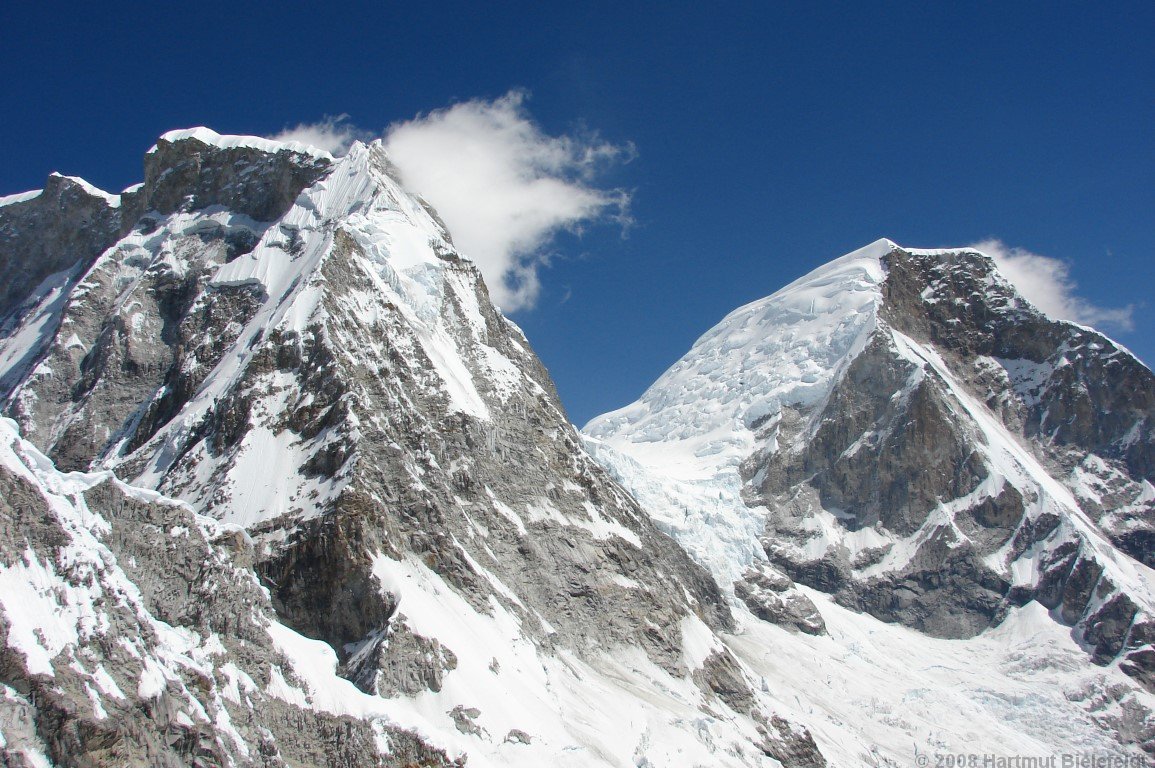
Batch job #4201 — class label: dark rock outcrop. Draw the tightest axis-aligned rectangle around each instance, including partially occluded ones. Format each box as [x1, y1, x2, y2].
[0, 174, 123, 322]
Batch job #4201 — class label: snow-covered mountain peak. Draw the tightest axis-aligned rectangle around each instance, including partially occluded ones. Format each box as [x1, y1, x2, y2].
[0, 172, 120, 211]
[586, 238, 894, 474]
[3, 127, 1153, 764]
[585, 238, 1094, 463]
[586, 240, 1155, 727]
[152, 125, 336, 161]
[1, 131, 855, 767]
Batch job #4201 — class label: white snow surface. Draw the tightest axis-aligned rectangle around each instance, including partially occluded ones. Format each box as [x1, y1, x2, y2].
[587, 238, 891, 465]
[0, 417, 256, 734]
[727, 593, 1152, 766]
[152, 126, 334, 161]
[585, 238, 893, 587]
[360, 552, 1149, 767]
[0, 189, 42, 207]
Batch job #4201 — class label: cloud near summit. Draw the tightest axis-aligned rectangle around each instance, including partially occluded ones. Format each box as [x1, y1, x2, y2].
[269, 95, 630, 312]
[383, 92, 631, 312]
[269, 115, 368, 156]
[974, 239, 1134, 332]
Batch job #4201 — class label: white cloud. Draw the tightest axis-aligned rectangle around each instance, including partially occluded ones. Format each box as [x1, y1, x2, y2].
[383, 91, 630, 311]
[269, 115, 368, 156]
[972, 239, 1134, 332]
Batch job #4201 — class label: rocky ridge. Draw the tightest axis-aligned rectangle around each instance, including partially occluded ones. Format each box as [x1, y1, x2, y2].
[0, 129, 826, 766]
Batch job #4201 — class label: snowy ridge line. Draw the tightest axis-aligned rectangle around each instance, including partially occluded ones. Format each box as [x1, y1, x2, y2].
[0, 174, 123, 209]
[151, 126, 335, 162]
[48, 172, 122, 207]
[113, 140, 513, 517]
[587, 237, 1155, 604]
[0, 415, 192, 679]
[0, 189, 42, 207]
[586, 237, 890, 449]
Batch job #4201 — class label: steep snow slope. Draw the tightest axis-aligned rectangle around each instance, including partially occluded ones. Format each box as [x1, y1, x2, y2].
[586, 239, 888, 589]
[587, 239, 1155, 760]
[0, 129, 832, 766]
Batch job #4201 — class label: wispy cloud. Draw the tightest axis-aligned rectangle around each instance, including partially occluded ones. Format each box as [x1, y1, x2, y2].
[268, 115, 369, 156]
[972, 239, 1134, 332]
[383, 90, 631, 311]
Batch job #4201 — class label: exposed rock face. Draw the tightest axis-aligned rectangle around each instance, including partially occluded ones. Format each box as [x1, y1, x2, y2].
[0, 129, 814, 766]
[880, 249, 1155, 561]
[0, 130, 330, 472]
[139, 129, 332, 222]
[733, 565, 826, 635]
[0, 174, 125, 323]
[752, 249, 1155, 678]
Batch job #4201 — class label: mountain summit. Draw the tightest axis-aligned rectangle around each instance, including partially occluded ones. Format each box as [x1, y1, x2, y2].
[586, 238, 1155, 759]
[0, 129, 827, 766]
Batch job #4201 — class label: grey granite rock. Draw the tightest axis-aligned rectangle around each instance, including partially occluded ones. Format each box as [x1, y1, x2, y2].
[746, 248, 1155, 692]
[0, 442, 455, 768]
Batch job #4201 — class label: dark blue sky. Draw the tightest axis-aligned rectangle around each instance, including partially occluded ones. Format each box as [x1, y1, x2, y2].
[2, 2, 1152, 425]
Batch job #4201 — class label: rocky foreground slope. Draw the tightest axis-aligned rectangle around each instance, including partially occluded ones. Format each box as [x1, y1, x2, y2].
[0, 129, 825, 766]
